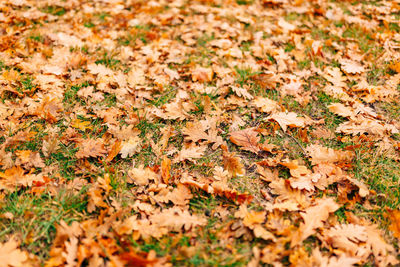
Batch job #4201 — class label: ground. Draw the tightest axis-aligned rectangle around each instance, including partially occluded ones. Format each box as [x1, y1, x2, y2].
[0, 0, 400, 266]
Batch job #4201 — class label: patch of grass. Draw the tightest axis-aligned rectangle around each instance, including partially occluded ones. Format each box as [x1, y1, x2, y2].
[236, 0, 254, 5]
[150, 87, 177, 107]
[28, 34, 44, 43]
[284, 42, 295, 52]
[95, 52, 121, 69]
[234, 67, 261, 86]
[46, 143, 79, 180]
[196, 33, 214, 47]
[0, 188, 88, 260]
[354, 151, 400, 211]
[63, 82, 90, 108]
[84, 21, 95, 28]
[41, 6, 66, 16]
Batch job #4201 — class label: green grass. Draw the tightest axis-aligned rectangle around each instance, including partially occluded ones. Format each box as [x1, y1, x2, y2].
[0, 188, 88, 260]
[1, 0, 400, 265]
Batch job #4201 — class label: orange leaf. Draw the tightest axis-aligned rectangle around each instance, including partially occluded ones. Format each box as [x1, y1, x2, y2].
[106, 140, 122, 162]
[223, 151, 245, 177]
[229, 128, 261, 154]
[161, 156, 171, 184]
[75, 139, 107, 159]
[387, 209, 400, 239]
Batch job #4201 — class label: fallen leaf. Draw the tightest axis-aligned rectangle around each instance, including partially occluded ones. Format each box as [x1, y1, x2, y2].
[229, 128, 261, 154]
[75, 139, 107, 159]
[268, 112, 306, 131]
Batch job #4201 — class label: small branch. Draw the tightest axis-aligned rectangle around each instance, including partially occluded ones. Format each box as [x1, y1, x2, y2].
[285, 132, 307, 157]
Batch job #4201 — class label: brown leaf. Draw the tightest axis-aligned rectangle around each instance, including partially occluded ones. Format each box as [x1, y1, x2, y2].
[161, 156, 171, 184]
[387, 209, 400, 239]
[306, 144, 354, 165]
[75, 139, 107, 159]
[292, 198, 339, 246]
[0, 238, 30, 267]
[223, 151, 245, 177]
[192, 67, 213, 82]
[229, 128, 261, 154]
[268, 112, 306, 131]
[119, 251, 158, 267]
[105, 140, 122, 162]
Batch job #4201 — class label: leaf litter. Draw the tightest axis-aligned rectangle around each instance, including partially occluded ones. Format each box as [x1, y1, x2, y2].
[0, 0, 400, 266]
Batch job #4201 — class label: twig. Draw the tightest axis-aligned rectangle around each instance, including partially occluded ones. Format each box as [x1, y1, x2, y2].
[285, 132, 307, 156]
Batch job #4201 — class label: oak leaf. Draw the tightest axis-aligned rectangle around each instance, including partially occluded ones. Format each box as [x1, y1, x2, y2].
[150, 207, 207, 232]
[231, 86, 253, 100]
[292, 198, 339, 246]
[0, 238, 30, 267]
[323, 224, 368, 252]
[161, 156, 171, 184]
[0, 166, 44, 191]
[120, 135, 141, 158]
[191, 67, 213, 82]
[173, 144, 206, 163]
[75, 139, 107, 159]
[252, 96, 278, 113]
[223, 151, 245, 176]
[387, 209, 400, 239]
[127, 165, 158, 186]
[229, 128, 261, 154]
[340, 59, 365, 74]
[268, 112, 305, 131]
[105, 140, 122, 162]
[328, 103, 354, 118]
[306, 144, 354, 165]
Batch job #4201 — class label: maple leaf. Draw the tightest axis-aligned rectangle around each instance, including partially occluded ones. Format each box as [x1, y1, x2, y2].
[229, 128, 261, 154]
[75, 139, 107, 159]
[268, 112, 305, 131]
